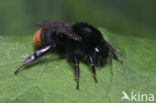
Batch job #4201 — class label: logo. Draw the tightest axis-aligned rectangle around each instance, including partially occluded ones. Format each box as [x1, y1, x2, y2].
[121, 91, 154, 102]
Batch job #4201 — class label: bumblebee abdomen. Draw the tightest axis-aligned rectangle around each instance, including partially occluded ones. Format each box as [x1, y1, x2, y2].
[33, 28, 43, 46]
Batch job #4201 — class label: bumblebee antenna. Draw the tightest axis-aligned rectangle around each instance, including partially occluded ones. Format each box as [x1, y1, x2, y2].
[110, 51, 123, 64]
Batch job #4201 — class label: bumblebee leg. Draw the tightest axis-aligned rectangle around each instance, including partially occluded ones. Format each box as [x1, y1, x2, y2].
[89, 56, 98, 82]
[14, 45, 53, 75]
[72, 57, 80, 89]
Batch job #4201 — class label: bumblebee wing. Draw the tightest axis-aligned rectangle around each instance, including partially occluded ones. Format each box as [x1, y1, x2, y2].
[38, 21, 81, 41]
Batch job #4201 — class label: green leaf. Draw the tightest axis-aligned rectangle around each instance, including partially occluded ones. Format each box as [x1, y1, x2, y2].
[0, 29, 156, 103]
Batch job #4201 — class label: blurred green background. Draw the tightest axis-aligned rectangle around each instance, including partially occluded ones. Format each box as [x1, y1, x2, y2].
[0, 0, 156, 39]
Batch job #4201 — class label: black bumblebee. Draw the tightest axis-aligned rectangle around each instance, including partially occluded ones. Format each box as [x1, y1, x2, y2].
[14, 22, 122, 89]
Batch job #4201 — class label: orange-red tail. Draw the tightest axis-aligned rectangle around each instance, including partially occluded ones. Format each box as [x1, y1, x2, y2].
[33, 28, 43, 46]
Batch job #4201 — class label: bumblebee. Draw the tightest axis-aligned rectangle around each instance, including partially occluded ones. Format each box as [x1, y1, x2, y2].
[14, 22, 122, 89]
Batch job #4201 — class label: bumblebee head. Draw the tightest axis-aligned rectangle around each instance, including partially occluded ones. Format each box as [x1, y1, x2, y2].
[92, 41, 110, 66]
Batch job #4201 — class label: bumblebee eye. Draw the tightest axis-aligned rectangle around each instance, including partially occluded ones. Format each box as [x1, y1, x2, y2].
[94, 47, 99, 53]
